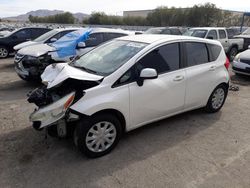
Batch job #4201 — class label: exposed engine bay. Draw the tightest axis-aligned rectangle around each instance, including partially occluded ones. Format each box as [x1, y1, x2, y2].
[28, 78, 100, 107]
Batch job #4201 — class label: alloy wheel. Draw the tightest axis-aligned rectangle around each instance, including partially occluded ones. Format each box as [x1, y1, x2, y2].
[211, 88, 225, 110]
[0, 47, 8, 58]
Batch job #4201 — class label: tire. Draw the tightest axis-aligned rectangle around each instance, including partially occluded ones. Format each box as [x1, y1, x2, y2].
[74, 113, 122, 158]
[0, 46, 9, 58]
[47, 125, 58, 137]
[228, 47, 238, 62]
[205, 85, 228, 113]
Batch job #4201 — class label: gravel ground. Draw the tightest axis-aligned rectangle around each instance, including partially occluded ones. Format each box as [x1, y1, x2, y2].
[1, 58, 250, 188]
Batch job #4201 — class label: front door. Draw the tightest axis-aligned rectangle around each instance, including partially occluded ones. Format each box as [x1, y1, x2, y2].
[128, 43, 186, 129]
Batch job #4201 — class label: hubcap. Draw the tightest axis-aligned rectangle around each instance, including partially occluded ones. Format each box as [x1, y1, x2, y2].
[86, 121, 117, 153]
[212, 88, 225, 109]
[0, 48, 8, 58]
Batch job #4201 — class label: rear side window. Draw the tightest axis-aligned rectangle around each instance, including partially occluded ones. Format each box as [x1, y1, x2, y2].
[186, 42, 209, 66]
[207, 44, 222, 61]
[219, 30, 226, 39]
[136, 43, 180, 74]
[207, 30, 218, 39]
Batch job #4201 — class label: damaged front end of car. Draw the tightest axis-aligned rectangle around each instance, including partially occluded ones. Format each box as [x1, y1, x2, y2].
[27, 63, 103, 137]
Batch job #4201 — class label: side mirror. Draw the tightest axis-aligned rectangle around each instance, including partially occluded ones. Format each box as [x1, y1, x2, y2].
[207, 36, 213, 40]
[137, 68, 158, 86]
[77, 42, 86, 48]
[50, 38, 57, 42]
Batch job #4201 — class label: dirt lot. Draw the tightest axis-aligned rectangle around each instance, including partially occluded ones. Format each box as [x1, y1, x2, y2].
[1, 58, 250, 188]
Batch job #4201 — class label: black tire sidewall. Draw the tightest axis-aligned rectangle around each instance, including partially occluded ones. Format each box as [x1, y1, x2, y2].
[75, 113, 122, 158]
[205, 85, 228, 113]
[229, 47, 237, 62]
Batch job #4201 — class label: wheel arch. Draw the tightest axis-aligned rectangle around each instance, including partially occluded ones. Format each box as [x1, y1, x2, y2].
[91, 109, 126, 133]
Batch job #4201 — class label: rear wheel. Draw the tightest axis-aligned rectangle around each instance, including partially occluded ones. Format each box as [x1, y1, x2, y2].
[205, 85, 228, 113]
[0, 46, 9, 58]
[228, 47, 238, 62]
[74, 113, 122, 158]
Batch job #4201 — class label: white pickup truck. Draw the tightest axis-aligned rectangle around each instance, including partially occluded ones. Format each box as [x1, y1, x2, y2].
[184, 27, 244, 61]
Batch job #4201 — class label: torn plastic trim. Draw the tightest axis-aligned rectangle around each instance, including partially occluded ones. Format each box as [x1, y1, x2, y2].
[30, 92, 76, 128]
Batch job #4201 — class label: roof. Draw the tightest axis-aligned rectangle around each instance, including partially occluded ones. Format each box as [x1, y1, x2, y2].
[90, 27, 133, 35]
[117, 34, 221, 45]
[190, 27, 226, 30]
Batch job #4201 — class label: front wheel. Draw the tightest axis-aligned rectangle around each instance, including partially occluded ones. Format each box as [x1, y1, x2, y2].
[74, 113, 122, 158]
[228, 47, 238, 62]
[205, 85, 228, 113]
[0, 46, 9, 58]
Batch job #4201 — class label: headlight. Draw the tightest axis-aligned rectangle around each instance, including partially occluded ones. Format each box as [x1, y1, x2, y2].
[234, 54, 240, 62]
[30, 92, 75, 128]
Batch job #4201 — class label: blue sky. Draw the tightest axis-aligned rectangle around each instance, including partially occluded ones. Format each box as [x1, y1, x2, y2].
[0, 0, 249, 17]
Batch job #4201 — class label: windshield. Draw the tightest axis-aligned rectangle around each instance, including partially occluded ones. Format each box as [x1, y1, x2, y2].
[183, 30, 194, 36]
[190, 30, 208, 38]
[72, 40, 147, 76]
[34, 29, 58, 42]
[3, 29, 18, 37]
[145, 28, 164, 34]
[242, 28, 250, 35]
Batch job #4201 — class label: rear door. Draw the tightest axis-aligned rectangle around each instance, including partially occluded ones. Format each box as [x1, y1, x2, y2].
[10, 29, 32, 47]
[184, 42, 216, 109]
[128, 42, 186, 128]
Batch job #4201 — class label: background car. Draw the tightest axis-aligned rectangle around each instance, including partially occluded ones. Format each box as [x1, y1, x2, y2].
[14, 28, 133, 81]
[0, 27, 51, 58]
[184, 27, 244, 61]
[144, 27, 183, 35]
[232, 48, 250, 76]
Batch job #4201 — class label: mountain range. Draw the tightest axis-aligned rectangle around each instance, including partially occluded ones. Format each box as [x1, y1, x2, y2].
[2, 9, 89, 22]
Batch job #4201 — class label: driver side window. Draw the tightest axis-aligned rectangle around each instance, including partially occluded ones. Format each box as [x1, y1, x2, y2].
[85, 33, 104, 47]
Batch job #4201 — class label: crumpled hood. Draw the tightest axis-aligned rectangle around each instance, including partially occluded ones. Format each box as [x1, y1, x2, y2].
[239, 49, 250, 59]
[18, 43, 56, 57]
[41, 63, 103, 89]
[14, 41, 38, 51]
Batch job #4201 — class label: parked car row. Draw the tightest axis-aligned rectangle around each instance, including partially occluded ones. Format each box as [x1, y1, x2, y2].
[14, 28, 133, 80]
[1, 24, 249, 158]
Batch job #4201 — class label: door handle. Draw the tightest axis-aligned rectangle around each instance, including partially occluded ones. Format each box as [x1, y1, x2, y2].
[173, 75, 184, 81]
[209, 65, 217, 71]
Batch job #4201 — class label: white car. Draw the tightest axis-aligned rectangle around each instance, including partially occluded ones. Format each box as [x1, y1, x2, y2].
[28, 35, 230, 158]
[232, 47, 250, 76]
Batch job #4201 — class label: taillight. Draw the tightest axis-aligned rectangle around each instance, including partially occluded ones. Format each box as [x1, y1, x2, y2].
[224, 57, 230, 71]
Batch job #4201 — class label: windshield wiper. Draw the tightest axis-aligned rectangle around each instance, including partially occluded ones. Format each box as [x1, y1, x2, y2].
[73, 65, 103, 75]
